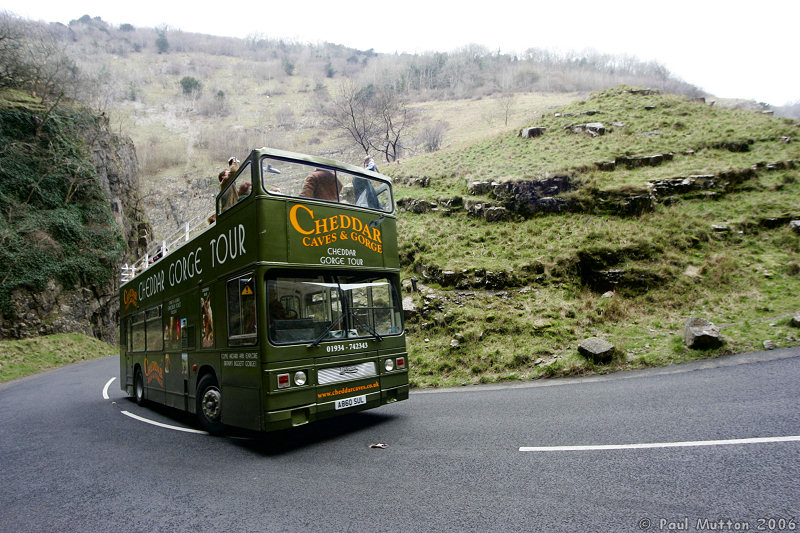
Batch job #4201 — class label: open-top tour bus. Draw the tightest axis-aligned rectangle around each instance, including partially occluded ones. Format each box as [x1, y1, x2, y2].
[119, 148, 408, 433]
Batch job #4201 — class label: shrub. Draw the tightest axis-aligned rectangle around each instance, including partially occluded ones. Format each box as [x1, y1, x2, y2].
[180, 76, 202, 96]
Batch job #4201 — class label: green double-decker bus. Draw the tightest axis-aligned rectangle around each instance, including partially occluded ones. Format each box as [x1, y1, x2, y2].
[119, 148, 409, 433]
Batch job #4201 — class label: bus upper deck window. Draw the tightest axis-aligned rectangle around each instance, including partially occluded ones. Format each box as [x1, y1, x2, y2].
[218, 160, 252, 215]
[260, 157, 392, 213]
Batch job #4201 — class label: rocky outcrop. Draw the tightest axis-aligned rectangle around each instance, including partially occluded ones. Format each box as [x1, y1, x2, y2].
[0, 121, 145, 344]
[89, 122, 149, 262]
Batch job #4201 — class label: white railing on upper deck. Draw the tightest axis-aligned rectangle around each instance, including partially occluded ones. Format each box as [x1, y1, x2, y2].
[120, 211, 215, 284]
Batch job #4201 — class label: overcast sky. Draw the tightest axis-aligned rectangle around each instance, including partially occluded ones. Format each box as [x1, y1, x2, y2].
[5, 0, 799, 106]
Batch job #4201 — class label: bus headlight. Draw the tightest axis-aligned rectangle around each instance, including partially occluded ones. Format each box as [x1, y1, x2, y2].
[384, 359, 394, 372]
[294, 371, 307, 386]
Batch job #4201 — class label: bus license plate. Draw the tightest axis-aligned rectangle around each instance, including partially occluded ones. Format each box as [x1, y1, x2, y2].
[335, 395, 367, 410]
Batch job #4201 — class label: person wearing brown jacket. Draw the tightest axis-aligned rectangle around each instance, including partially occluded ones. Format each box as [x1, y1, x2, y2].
[299, 169, 341, 201]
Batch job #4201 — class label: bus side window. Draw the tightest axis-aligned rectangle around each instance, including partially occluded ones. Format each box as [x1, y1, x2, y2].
[227, 273, 257, 346]
[145, 305, 163, 352]
[132, 311, 146, 352]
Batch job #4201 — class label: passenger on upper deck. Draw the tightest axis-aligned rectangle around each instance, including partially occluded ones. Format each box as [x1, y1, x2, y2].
[237, 181, 252, 201]
[299, 169, 342, 202]
[219, 168, 239, 212]
[364, 155, 378, 172]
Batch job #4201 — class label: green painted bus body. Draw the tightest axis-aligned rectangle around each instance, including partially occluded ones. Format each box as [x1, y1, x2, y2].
[119, 148, 408, 432]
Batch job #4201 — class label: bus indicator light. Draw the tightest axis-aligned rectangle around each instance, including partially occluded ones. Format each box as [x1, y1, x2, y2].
[277, 373, 290, 388]
[396, 357, 406, 369]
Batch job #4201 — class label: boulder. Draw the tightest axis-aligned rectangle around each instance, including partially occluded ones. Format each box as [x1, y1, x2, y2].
[578, 337, 616, 363]
[401, 296, 418, 320]
[566, 122, 606, 136]
[520, 127, 547, 138]
[467, 181, 493, 195]
[791, 316, 800, 328]
[397, 198, 434, 214]
[484, 206, 510, 222]
[684, 317, 724, 349]
[438, 196, 463, 209]
[790, 221, 800, 235]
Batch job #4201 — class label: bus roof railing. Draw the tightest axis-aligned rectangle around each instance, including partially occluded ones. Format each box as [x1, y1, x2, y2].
[120, 210, 215, 284]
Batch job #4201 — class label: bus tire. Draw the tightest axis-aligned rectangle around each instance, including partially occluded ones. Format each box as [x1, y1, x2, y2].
[196, 374, 224, 434]
[134, 367, 145, 405]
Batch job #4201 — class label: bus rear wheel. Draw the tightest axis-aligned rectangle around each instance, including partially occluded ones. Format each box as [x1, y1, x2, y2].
[134, 368, 145, 405]
[196, 375, 224, 434]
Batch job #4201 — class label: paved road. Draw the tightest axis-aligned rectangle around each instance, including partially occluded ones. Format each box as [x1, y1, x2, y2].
[1, 349, 798, 532]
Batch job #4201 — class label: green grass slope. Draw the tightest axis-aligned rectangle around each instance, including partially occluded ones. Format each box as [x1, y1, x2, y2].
[0, 333, 117, 383]
[385, 87, 800, 387]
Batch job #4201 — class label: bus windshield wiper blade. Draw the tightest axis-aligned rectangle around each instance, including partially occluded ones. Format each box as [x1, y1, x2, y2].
[308, 311, 346, 348]
[349, 310, 383, 342]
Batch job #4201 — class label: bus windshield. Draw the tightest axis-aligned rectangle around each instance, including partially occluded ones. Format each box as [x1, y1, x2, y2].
[267, 272, 403, 345]
[261, 156, 392, 212]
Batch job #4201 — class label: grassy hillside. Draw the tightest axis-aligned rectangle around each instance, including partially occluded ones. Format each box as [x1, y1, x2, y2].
[385, 87, 800, 387]
[0, 333, 117, 383]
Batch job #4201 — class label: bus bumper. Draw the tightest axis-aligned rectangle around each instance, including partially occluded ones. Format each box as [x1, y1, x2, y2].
[261, 383, 408, 432]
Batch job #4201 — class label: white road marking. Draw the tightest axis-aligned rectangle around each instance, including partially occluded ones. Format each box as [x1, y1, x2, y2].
[519, 435, 800, 452]
[102, 377, 116, 400]
[103, 377, 210, 435]
[121, 410, 209, 435]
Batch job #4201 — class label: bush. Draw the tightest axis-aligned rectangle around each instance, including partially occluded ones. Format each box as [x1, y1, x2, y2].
[180, 76, 202, 96]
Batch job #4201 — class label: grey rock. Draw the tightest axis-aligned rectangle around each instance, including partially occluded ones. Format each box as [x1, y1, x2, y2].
[520, 126, 547, 138]
[763, 340, 776, 350]
[791, 316, 800, 328]
[484, 206, 510, 222]
[790, 220, 800, 234]
[684, 317, 724, 349]
[577, 337, 616, 363]
[467, 181, 493, 195]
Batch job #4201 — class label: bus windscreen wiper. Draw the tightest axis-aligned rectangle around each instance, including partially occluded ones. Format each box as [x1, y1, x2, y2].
[307, 307, 383, 348]
[348, 307, 384, 343]
[308, 311, 346, 348]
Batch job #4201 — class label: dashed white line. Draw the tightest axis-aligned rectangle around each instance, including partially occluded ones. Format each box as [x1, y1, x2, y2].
[120, 410, 209, 435]
[519, 435, 800, 452]
[102, 377, 116, 400]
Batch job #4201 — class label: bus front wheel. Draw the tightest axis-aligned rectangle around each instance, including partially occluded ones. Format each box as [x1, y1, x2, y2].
[196, 375, 224, 434]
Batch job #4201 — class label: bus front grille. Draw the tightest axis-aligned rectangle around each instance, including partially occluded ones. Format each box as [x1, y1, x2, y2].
[318, 362, 377, 385]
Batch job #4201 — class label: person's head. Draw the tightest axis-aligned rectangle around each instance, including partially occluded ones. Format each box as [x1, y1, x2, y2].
[228, 156, 239, 166]
[238, 182, 252, 195]
[364, 156, 372, 165]
[218, 169, 229, 182]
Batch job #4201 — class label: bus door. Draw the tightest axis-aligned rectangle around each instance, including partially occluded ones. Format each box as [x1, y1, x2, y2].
[143, 305, 166, 404]
[163, 296, 189, 410]
[219, 272, 262, 430]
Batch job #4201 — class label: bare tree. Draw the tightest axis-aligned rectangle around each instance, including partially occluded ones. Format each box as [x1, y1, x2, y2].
[373, 86, 415, 162]
[497, 93, 517, 126]
[325, 79, 378, 155]
[0, 13, 85, 107]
